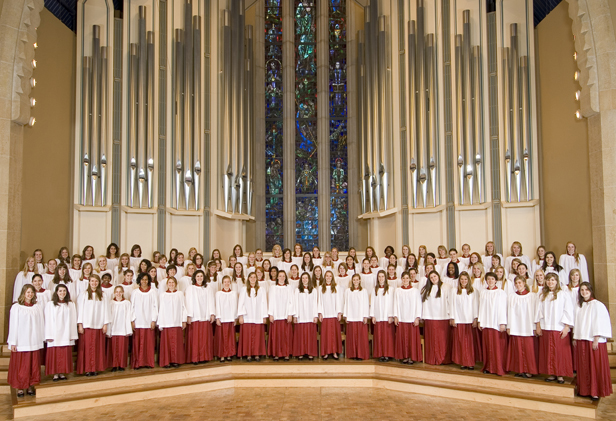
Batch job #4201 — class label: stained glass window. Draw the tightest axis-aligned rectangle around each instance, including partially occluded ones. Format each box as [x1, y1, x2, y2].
[295, 0, 318, 250]
[265, 0, 283, 251]
[329, 0, 348, 251]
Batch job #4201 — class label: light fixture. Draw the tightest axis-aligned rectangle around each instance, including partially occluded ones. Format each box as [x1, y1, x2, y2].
[30, 78, 36, 87]
[574, 71, 579, 81]
[28, 117, 36, 126]
[31, 59, 37, 69]
[575, 110, 582, 120]
[575, 90, 581, 101]
[573, 52, 577, 60]
[30, 98, 36, 107]
[33, 42, 37, 49]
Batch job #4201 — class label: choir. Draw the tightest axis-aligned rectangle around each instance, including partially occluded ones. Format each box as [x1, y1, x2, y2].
[7, 241, 612, 402]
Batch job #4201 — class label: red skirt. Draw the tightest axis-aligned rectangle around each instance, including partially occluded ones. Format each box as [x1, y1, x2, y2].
[346, 321, 370, 360]
[481, 328, 508, 376]
[538, 330, 573, 377]
[8, 350, 41, 389]
[292, 322, 318, 357]
[575, 340, 612, 397]
[373, 321, 395, 358]
[267, 319, 293, 358]
[451, 323, 475, 367]
[132, 328, 156, 368]
[45, 346, 73, 375]
[185, 321, 214, 363]
[237, 323, 266, 357]
[159, 327, 186, 367]
[394, 322, 422, 361]
[506, 335, 538, 374]
[571, 335, 577, 372]
[110, 336, 130, 368]
[320, 318, 343, 355]
[76, 329, 106, 374]
[424, 319, 451, 365]
[214, 322, 236, 358]
[473, 326, 483, 362]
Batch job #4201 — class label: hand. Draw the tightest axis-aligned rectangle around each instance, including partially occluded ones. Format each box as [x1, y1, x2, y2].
[499, 324, 506, 333]
[187, 316, 192, 325]
[47, 339, 54, 343]
[560, 325, 570, 339]
[78, 324, 84, 334]
[239, 315, 244, 324]
[287, 315, 293, 323]
[572, 339, 576, 347]
[388, 317, 394, 324]
[394, 317, 399, 326]
[413, 317, 420, 327]
[293, 317, 298, 324]
[593, 336, 599, 351]
[269, 315, 274, 323]
[472, 319, 477, 328]
[318, 313, 323, 322]
[449, 319, 456, 327]
[216, 319, 222, 326]
[131, 321, 135, 330]
[10, 345, 16, 352]
[211, 315, 216, 323]
[363, 317, 368, 325]
[337, 313, 342, 322]
[507, 329, 511, 335]
[535, 324, 542, 336]
[182, 322, 187, 330]
[313, 317, 318, 324]
[102, 325, 108, 334]
[371, 317, 376, 324]
[151, 321, 156, 330]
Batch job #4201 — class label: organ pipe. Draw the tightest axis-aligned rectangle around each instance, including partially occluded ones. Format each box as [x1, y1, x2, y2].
[222, 10, 231, 212]
[91, 25, 101, 206]
[473, 46, 483, 204]
[82, 56, 91, 206]
[416, 0, 428, 207]
[245, 25, 253, 215]
[237, 3, 246, 214]
[174, 29, 183, 209]
[129, 43, 138, 207]
[364, 12, 374, 213]
[455, 35, 464, 204]
[426, 33, 437, 207]
[357, 30, 366, 215]
[184, 0, 194, 210]
[377, 15, 387, 210]
[138, 6, 147, 208]
[521, 55, 530, 201]
[146, 31, 155, 209]
[510, 24, 521, 203]
[100, 47, 108, 207]
[502, 46, 511, 202]
[462, 11, 474, 205]
[194, 16, 202, 211]
[408, 21, 417, 209]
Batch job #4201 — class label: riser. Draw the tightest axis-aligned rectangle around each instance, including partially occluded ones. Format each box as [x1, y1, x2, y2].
[611, 368, 616, 383]
[0, 372, 6, 381]
[608, 353, 616, 367]
[13, 377, 595, 419]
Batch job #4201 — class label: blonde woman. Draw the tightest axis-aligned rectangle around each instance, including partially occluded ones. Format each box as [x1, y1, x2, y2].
[504, 241, 531, 275]
[559, 242, 589, 283]
[13, 257, 38, 303]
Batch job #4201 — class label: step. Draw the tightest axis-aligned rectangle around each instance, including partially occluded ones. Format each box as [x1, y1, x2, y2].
[611, 368, 616, 383]
[608, 352, 616, 367]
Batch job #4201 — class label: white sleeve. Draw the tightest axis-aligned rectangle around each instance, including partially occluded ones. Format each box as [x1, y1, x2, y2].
[7, 306, 18, 346]
[44, 302, 54, 341]
[70, 303, 79, 340]
[369, 291, 376, 318]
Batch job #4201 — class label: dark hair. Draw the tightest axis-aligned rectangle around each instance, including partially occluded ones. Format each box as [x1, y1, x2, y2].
[276, 270, 289, 286]
[82, 245, 94, 260]
[301, 252, 314, 272]
[86, 274, 103, 301]
[405, 253, 418, 271]
[449, 248, 458, 254]
[446, 262, 460, 279]
[57, 247, 71, 264]
[138, 259, 152, 273]
[426, 252, 436, 259]
[298, 272, 314, 293]
[421, 270, 443, 302]
[485, 271, 497, 281]
[282, 248, 292, 262]
[166, 264, 177, 275]
[193, 253, 204, 266]
[131, 244, 142, 257]
[375, 270, 389, 295]
[542, 251, 564, 272]
[52, 263, 72, 285]
[270, 266, 279, 280]
[106, 243, 120, 258]
[52, 284, 71, 306]
[233, 244, 244, 257]
[169, 248, 179, 264]
[577, 281, 595, 308]
[136, 272, 152, 288]
[321, 271, 337, 293]
[384, 246, 394, 255]
[192, 269, 207, 286]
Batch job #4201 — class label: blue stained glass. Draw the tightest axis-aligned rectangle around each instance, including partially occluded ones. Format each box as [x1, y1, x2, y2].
[296, 197, 318, 250]
[330, 196, 348, 251]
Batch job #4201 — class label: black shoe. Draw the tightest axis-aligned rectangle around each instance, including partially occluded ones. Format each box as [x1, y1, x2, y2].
[226, 357, 233, 362]
[591, 396, 600, 401]
[483, 370, 489, 374]
[514, 373, 522, 377]
[557, 379, 565, 384]
[93, 372, 98, 376]
[26, 387, 35, 396]
[323, 355, 329, 360]
[59, 375, 67, 380]
[467, 366, 474, 371]
[193, 362, 199, 365]
[111, 367, 118, 372]
[16, 390, 24, 397]
[163, 365, 171, 368]
[383, 357, 389, 362]
[332, 354, 339, 360]
[85, 372, 92, 377]
[545, 376, 556, 382]
[379, 357, 386, 362]
[255, 356, 260, 362]
[461, 366, 467, 370]
[53, 375, 60, 382]
[172, 363, 180, 368]
[408, 360, 414, 365]
[246, 357, 252, 362]
[118, 367, 125, 372]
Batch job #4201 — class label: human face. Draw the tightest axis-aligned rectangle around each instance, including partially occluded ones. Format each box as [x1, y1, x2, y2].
[195, 272, 204, 286]
[459, 276, 469, 288]
[429, 272, 439, 285]
[535, 271, 545, 285]
[57, 286, 67, 301]
[388, 266, 395, 278]
[73, 257, 81, 269]
[283, 250, 291, 261]
[491, 256, 500, 268]
[263, 261, 271, 271]
[83, 265, 92, 277]
[515, 278, 526, 293]
[331, 249, 339, 259]
[256, 250, 263, 260]
[209, 265, 217, 276]
[248, 273, 257, 287]
[235, 263, 243, 276]
[546, 254, 554, 266]
[346, 256, 354, 266]
[290, 266, 298, 278]
[473, 266, 481, 278]
[58, 266, 67, 278]
[248, 254, 255, 264]
[85, 247, 93, 259]
[25, 287, 34, 302]
[462, 245, 470, 256]
[378, 272, 386, 286]
[486, 242, 494, 254]
[570, 271, 580, 286]
[312, 247, 320, 257]
[389, 255, 397, 265]
[580, 285, 591, 301]
[301, 274, 310, 288]
[511, 261, 519, 272]
[496, 267, 505, 280]
[419, 246, 427, 257]
[89, 277, 99, 290]
[27, 259, 35, 270]
[486, 275, 497, 288]
[109, 245, 117, 256]
[256, 269, 264, 281]
[34, 250, 43, 262]
[294, 244, 302, 255]
[213, 250, 220, 259]
[133, 247, 141, 257]
[567, 243, 575, 255]
[114, 288, 124, 301]
[547, 276, 557, 291]
[314, 267, 322, 278]
[277, 272, 286, 285]
[32, 277, 43, 290]
[449, 250, 457, 260]
[61, 249, 69, 259]
[168, 268, 176, 278]
[352, 276, 361, 289]
[234, 246, 242, 257]
[189, 249, 197, 260]
[363, 260, 371, 271]
[187, 265, 195, 277]
[401, 274, 410, 287]
[121, 255, 129, 266]
[512, 243, 521, 256]
[304, 253, 311, 264]
[195, 255, 203, 266]
[222, 278, 231, 291]
[149, 267, 157, 279]
[447, 264, 455, 276]
[438, 247, 447, 258]
[402, 246, 410, 257]
[426, 256, 434, 265]
[140, 261, 148, 272]
[409, 270, 417, 281]
[167, 279, 177, 291]
[47, 260, 57, 273]
[229, 256, 237, 266]
[176, 255, 184, 265]
[125, 273, 133, 284]
[325, 271, 333, 284]
[425, 264, 435, 274]
[98, 258, 107, 270]
[517, 265, 527, 277]
[538, 247, 546, 259]
[470, 254, 479, 265]
[140, 276, 149, 289]
[338, 265, 346, 276]
[370, 257, 379, 267]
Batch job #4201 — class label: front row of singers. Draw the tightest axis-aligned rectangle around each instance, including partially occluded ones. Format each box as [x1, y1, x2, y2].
[7, 269, 612, 401]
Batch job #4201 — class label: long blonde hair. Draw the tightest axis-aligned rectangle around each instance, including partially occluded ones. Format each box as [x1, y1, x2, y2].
[456, 272, 474, 295]
[510, 241, 523, 257]
[540, 273, 562, 301]
[532, 268, 546, 293]
[566, 241, 580, 265]
[17, 284, 38, 305]
[21, 257, 38, 275]
[567, 268, 581, 290]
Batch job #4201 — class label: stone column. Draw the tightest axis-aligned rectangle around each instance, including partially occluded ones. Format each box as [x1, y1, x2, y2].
[254, 0, 266, 249]
[317, 0, 330, 250]
[282, 0, 296, 247]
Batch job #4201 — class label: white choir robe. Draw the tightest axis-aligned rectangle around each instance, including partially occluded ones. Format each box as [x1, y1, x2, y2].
[346, 266, 357, 277]
[268, 285, 295, 320]
[559, 254, 590, 283]
[287, 277, 300, 290]
[108, 300, 135, 337]
[566, 286, 581, 322]
[157, 290, 187, 329]
[379, 257, 391, 271]
[237, 286, 268, 324]
[155, 266, 168, 283]
[449, 289, 479, 324]
[178, 276, 192, 293]
[435, 258, 450, 277]
[174, 265, 186, 280]
[47, 281, 78, 304]
[245, 265, 257, 277]
[459, 256, 471, 270]
[482, 253, 504, 271]
[73, 279, 89, 301]
[312, 258, 323, 267]
[82, 259, 97, 269]
[236, 256, 248, 266]
[258, 280, 270, 294]
[269, 257, 282, 268]
[318, 286, 343, 318]
[207, 274, 222, 292]
[77, 292, 111, 329]
[478, 288, 508, 330]
[35, 289, 51, 311]
[507, 292, 536, 336]
[411, 278, 427, 292]
[291, 256, 303, 267]
[42, 273, 55, 290]
[343, 289, 370, 322]
[36, 263, 46, 274]
[320, 265, 336, 278]
[573, 299, 612, 343]
[531, 259, 544, 278]
[501, 279, 516, 297]
[116, 282, 135, 301]
[472, 278, 484, 293]
[370, 288, 395, 322]
[504, 255, 532, 275]
[95, 269, 114, 280]
[44, 301, 78, 346]
[101, 284, 115, 302]
[114, 266, 136, 285]
[442, 276, 458, 290]
[359, 272, 376, 292]
[335, 275, 352, 291]
[8, 304, 44, 351]
[12, 271, 34, 303]
[129, 257, 143, 270]
[277, 261, 294, 274]
[185, 284, 215, 323]
[422, 283, 453, 320]
[215, 290, 238, 323]
[398, 257, 407, 270]
[535, 291, 574, 331]
[543, 266, 569, 285]
[107, 258, 119, 275]
[294, 288, 319, 323]
[131, 288, 159, 328]
[330, 259, 342, 272]
[393, 287, 422, 323]
[222, 267, 234, 278]
[69, 268, 82, 283]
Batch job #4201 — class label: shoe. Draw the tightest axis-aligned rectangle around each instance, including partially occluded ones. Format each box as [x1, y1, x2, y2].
[226, 357, 233, 362]
[26, 387, 35, 396]
[16, 390, 24, 397]
[545, 376, 556, 382]
[523, 373, 533, 378]
[273, 357, 279, 361]
[557, 378, 565, 384]
[93, 372, 98, 376]
[323, 355, 329, 360]
[163, 365, 171, 368]
[383, 357, 389, 362]
[408, 360, 414, 365]
[483, 370, 489, 374]
[220, 358, 225, 363]
[246, 357, 252, 362]
[514, 373, 522, 377]
[85, 372, 92, 377]
[118, 368, 125, 372]
[111, 367, 118, 372]
[53, 375, 60, 382]
[591, 396, 599, 401]
[59, 375, 67, 380]
[461, 366, 467, 370]
[284, 357, 289, 361]
[332, 354, 339, 360]
[255, 357, 260, 362]
[172, 363, 180, 368]
[467, 366, 474, 371]
[379, 357, 385, 362]
[193, 362, 199, 365]
[298, 356, 303, 360]
[308, 356, 314, 361]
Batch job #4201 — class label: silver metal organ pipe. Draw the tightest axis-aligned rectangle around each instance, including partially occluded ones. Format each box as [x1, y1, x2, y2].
[377, 15, 387, 210]
[91, 25, 101, 206]
[174, 30, 183, 209]
[230, 2, 239, 213]
[147, 31, 155, 209]
[502, 46, 511, 202]
[193, 16, 202, 210]
[222, 11, 231, 212]
[426, 33, 436, 207]
[462, 10, 474, 204]
[510, 23, 521, 202]
[245, 24, 253, 215]
[129, 43, 138, 207]
[138, 6, 147, 208]
[416, 0, 427, 207]
[473, 45, 483, 204]
[82, 56, 91, 206]
[408, 20, 417, 209]
[520, 55, 530, 201]
[238, 3, 246, 214]
[100, 47, 108, 207]
[455, 35, 464, 204]
[370, 5, 379, 210]
[357, 30, 366, 214]
[364, 13, 374, 213]
[183, 0, 193, 210]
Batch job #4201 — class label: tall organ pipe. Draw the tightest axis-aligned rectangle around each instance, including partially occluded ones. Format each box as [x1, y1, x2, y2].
[455, 35, 464, 204]
[245, 25, 253, 215]
[129, 44, 138, 207]
[364, 13, 374, 212]
[377, 15, 387, 210]
[510, 24, 521, 202]
[91, 25, 101, 206]
[473, 46, 483, 204]
[82, 56, 91, 206]
[408, 20, 417, 208]
[237, 3, 246, 214]
[370, 5, 380, 210]
[230, 2, 239, 213]
[357, 30, 366, 214]
[462, 10, 474, 204]
[521, 55, 530, 200]
[100, 47, 108, 206]
[426, 33, 437, 207]
[194, 16, 202, 210]
[138, 7, 147, 208]
[183, 0, 193, 210]
[416, 0, 427, 207]
[147, 31, 155, 208]
[174, 30, 184, 209]
[502, 46, 511, 202]
[222, 11, 231, 212]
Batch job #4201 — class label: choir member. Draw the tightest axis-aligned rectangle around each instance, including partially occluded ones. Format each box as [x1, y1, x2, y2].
[255, 249, 265, 266]
[449, 272, 479, 370]
[293, 272, 319, 360]
[345, 255, 357, 277]
[448, 249, 465, 274]
[359, 258, 375, 292]
[234, 244, 248, 266]
[114, 253, 134, 285]
[348, 247, 360, 264]
[532, 246, 546, 277]
[364, 246, 376, 263]
[471, 263, 485, 291]
[370, 256, 380, 271]
[262, 260, 272, 281]
[468, 253, 482, 273]
[567, 269, 582, 309]
[270, 245, 282, 268]
[386, 264, 400, 288]
[168, 248, 178, 266]
[318, 270, 343, 360]
[237, 273, 268, 361]
[156, 255, 168, 281]
[459, 244, 472, 269]
[291, 244, 304, 266]
[535, 273, 574, 383]
[321, 252, 336, 274]
[69, 255, 82, 283]
[179, 263, 196, 292]
[343, 274, 370, 360]
[95, 256, 112, 279]
[44, 284, 77, 381]
[408, 267, 425, 291]
[108, 286, 134, 371]
[33, 249, 46, 274]
[211, 248, 227, 270]
[421, 270, 452, 365]
[76, 274, 110, 376]
[442, 262, 459, 289]
[371, 270, 395, 362]
[207, 260, 221, 290]
[435, 246, 450, 274]
[76, 263, 93, 299]
[48, 263, 77, 303]
[393, 272, 422, 364]
[388, 256, 403, 279]
[185, 270, 215, 364]
[288, 265, 301, 289]
[193, 253, 205, 271]
[311, 247, 323, 267]
[32, 274, 50, 309]
[478, 272, 508, 376]
[13, 257, 37, 303]
[42, 259, 57, 290]
[336, 263, 352, 291]
[532, 268, 546, 293]
[380, 246, 394, 270]
[573, 282, 613, 400]
[404, 254, 419, 276]
[105, 243, 120, 274]
[506, 276, 538, 378]
[215, 276, 238, 362]
[417, 245, 428, 267]
[255, 266, 269, 293]
[331, 248, 342, 271]
[8, 285, 44, 397]
[482, 241, 503, 271]
[245, 252, 257, 276]
[100, 273, 115, 302]
[159, 265, 177, 293]
[223, 256, 236, 278]
[559, 242, 590, 283]
[268, 271, 295, 361]
[312, 266, 324, 289]
[56, 247, 71, 267]
[186, 247, 198, 264]
[542, 252, 568, 283]
[504, 241, 531, 275]
[131, 273, 158, 369]
[174, 253, 186, 279]
[119, 270, 135, 301]
[152, 251, 161, 265]
[301, 252, 315, 277]
[157, 277, 187, 368]
[82, 245, 96, 268]
[398, 245, 411, 270]
[147, 266, 160, 291]
[277, 248, 294, 273]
